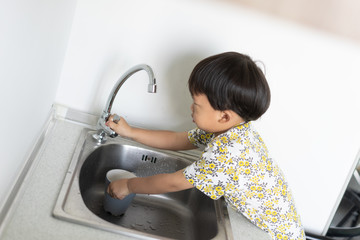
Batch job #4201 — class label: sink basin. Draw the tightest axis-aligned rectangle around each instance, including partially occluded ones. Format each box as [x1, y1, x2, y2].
[53, 129, 233, 240]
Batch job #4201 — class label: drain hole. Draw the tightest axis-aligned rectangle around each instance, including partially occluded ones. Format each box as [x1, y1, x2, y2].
[141, 155, 157, 163]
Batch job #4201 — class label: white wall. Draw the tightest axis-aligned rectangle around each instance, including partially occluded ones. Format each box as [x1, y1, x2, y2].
[0, 0, 77, 210]
[55, 0, 360, 234]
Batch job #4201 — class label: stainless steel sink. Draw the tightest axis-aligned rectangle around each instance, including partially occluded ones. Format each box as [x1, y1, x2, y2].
[53, 129, 233, 239]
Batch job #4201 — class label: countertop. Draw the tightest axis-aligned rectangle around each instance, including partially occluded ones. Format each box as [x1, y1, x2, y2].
[0, 106, 270, 240]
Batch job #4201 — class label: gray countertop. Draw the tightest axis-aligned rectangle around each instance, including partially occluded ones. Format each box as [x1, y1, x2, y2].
[0, 107, 270, 240]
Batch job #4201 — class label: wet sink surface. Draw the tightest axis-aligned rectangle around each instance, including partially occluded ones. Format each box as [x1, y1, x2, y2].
[53, 129, 232, 240]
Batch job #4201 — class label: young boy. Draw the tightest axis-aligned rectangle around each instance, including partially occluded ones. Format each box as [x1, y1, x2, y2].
[106, 52, 305, 240]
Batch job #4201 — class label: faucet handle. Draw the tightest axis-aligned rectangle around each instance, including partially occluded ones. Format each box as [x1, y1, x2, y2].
[112, 114, 120, 124]
[108, 114, 120, 138]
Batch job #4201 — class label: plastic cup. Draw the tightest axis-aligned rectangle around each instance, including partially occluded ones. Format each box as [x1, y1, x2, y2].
[103, 169, 136, 216]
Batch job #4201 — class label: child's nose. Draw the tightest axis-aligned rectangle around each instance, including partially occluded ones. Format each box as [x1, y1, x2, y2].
[190, 104, 194, 112]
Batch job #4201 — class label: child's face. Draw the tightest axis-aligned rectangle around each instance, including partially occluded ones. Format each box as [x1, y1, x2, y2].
[191, 94, 224, 133]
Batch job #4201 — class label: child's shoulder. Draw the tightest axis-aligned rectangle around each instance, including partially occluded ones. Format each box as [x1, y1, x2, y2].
[188, 127, 215, 146]
[221, 122, 268, 154]
[225, 122, 254, 139]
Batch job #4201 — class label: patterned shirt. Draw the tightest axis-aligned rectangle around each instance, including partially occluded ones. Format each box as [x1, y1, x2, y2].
[183, 122, 305, 240]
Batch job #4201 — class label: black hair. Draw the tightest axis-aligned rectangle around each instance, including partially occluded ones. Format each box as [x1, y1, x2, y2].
[188, 52, 271, 121]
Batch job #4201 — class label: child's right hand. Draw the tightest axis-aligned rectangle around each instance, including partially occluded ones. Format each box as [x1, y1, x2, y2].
[106, 115, 132, 138]
[105, 115, 195, 151]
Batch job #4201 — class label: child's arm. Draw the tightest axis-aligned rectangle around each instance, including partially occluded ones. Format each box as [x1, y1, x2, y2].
[107, 169, 194, 199]
[106, 115, 196, 151]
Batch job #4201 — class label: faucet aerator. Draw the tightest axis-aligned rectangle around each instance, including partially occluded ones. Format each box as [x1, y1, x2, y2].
[148, 83, 157, 93]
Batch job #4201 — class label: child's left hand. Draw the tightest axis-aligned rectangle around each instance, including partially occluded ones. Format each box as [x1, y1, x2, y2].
[107, 179, 131, 200]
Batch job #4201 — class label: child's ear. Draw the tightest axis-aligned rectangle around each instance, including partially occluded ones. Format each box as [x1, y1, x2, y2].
[219, 111, 231, 123]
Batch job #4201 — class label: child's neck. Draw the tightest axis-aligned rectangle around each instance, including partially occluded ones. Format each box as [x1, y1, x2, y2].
[214, 120, 246, 137]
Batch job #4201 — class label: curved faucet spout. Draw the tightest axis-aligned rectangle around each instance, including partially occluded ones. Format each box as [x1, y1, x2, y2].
[105, 64, 157, 114]
[94, 64, 157, 142]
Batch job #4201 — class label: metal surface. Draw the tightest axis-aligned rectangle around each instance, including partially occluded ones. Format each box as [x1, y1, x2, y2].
[53, 129, 233, 240]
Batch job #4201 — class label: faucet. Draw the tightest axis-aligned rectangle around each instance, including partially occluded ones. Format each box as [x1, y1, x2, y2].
[93, 64, 157, 143]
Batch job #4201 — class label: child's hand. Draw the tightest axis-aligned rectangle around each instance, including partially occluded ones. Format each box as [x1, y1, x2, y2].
[107, 179, 131, 200]
[106, 115, 132, 138]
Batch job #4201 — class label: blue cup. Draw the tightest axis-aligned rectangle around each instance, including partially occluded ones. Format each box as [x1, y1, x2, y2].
[103, 169, 136, 216]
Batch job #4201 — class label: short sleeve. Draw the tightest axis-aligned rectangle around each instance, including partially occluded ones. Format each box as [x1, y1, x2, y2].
[187, 128, 214, 148]
[183, 145, 228, 200]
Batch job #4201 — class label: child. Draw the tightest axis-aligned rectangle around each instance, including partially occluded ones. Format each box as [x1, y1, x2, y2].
[106, 52, 305, 240]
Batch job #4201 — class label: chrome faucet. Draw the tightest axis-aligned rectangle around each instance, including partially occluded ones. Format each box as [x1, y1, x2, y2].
[93, 64, 157, 143]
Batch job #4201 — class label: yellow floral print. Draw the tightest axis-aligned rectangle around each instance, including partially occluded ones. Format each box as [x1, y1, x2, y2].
[217, 154, 227, 163]
[226, 166, 236, 175]
[183, 123, 305, 240]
